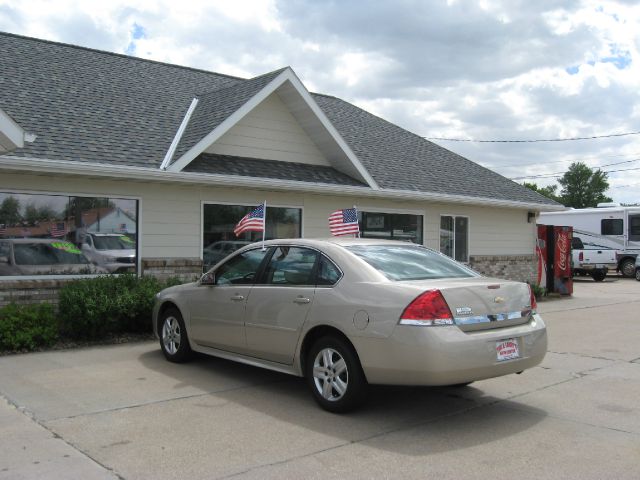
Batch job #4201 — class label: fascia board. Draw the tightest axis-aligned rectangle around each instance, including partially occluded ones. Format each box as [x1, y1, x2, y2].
[282, 70, 379, 190]
[0, 155, 567, 212]
[168, 70, 292, 173]
[0, 108, 25, 152]
[160, 97, 199, 170]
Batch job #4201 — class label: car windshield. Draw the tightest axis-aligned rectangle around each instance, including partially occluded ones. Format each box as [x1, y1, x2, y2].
[14, 242, 89, 265]
[346, 244, 477, 281]
[92, 235, 133, 250]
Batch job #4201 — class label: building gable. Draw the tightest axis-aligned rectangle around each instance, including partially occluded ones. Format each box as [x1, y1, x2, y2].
[204, 91, 331, 167]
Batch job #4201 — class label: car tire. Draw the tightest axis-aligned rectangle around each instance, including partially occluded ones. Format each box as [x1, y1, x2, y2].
[591, 270, 606, 282]
[635, 269, 640, 282]
[305, 336, 368, 413]
[158, 307, 192, 363]
[620, 258, 635, 278]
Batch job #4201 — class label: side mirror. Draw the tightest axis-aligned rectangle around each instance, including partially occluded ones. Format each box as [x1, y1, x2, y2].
[200, 272, 216, 286]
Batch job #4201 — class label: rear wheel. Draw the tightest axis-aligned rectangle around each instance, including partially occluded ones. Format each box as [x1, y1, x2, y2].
[591, 270, 606, 282]
[620, 258, 635, 278]
[159, 308, 192, 363]
[305, 336, 368, 413]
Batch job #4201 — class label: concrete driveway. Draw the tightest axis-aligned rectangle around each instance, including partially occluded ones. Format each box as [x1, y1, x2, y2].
[1, 278, 639, 479]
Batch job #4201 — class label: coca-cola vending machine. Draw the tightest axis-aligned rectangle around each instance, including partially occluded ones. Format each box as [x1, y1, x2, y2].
[537, 225, 573, 295]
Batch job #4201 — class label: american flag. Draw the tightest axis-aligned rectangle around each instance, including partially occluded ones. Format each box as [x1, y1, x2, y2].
[329, 208, 359, 236]
[0, 224, 6, 236]
[50, 222, 66, 238]
[234, 204, 265, 237]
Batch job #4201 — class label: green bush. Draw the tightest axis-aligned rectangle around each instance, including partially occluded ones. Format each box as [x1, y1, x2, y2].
[58, 275, 183, 339]
[528, 282, 547, 300]
[0, 303, 59, 351]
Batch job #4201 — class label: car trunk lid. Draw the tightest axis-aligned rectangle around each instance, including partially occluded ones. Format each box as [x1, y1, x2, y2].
[406, 277, 534, 332]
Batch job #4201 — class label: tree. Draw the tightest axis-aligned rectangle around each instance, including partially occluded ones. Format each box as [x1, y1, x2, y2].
[0, 196, 21, 226]
[558, 162, 612, 209]
[522, 182, 561, 203]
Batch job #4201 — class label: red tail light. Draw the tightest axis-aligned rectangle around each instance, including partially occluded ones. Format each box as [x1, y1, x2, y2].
[528, 284, 538, 312]
[399, 290, 454, 326]
[579, 251, 584, 261]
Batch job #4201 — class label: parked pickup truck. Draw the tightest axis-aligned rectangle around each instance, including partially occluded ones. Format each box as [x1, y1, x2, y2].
[571, 237, 617, 282]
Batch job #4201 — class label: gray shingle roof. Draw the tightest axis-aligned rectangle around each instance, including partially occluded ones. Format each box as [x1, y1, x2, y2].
[173, 68, 287, 161]
[0, 32, 558, 206]
[185, 153, 366, 186]
[312, 94, 557, 206]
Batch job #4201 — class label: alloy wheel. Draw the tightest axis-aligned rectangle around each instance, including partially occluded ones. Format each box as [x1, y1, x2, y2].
[162, 316, 181, 355]
[312, 347, 349, 401]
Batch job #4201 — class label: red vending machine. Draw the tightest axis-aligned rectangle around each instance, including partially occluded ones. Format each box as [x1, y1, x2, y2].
[537, 225, 573, 295]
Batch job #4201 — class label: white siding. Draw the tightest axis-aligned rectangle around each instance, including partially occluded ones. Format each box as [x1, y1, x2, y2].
[0, 172, 536, 259]
[204, 92, 331, 166]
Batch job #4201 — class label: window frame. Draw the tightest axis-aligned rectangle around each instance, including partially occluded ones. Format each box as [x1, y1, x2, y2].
[601, 218, 624, 236]
[0, 188, 141, 280]
[200, 200, 304, 265]
[439, 214, 470, 263]
[357, 206, 426, 245]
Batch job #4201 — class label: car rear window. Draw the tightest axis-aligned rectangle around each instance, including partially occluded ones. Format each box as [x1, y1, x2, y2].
[346, 245, 477, 281]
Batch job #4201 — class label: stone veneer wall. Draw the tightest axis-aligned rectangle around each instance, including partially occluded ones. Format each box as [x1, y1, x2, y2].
[0, 258, 203, 308]
[140, 258, 203, 282]
[0, 279, 66, 307]
[469, 254, 537, 284]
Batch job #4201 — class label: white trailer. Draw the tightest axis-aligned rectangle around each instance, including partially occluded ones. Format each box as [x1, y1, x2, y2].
[539, 204, 640, 277]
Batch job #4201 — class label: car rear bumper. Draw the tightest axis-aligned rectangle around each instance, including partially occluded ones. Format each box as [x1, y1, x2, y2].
[352, 314, 547, 386]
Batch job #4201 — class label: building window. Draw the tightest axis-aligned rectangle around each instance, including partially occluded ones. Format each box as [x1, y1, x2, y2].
[0, 192, 138, 277]
[601, 219, 623, 236]
[202, 203, 301, 270]
[440, 215, 468, 262]
[358, 212, 423, 244]
[629, 215, 640, 242]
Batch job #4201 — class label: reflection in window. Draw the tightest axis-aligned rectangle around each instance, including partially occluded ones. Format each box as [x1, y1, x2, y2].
[0, 191, 138, 276]
[263, 247, 317, 286]
[440, 215, 469, 263]
[215, 248, 269, 285]
[203, 204, 301, 271]
[317, 255, 341, 286]
[359, 212, 423, 244]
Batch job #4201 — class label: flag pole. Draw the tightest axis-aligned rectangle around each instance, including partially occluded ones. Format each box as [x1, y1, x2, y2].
[353, 205, 360, 238]
[262, 200, 267, 250]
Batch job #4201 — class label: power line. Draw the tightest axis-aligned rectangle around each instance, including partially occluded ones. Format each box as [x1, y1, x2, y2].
[510, 165, 640, 180]
[487, 152, 640, 169]
[427, 130, 640, 143]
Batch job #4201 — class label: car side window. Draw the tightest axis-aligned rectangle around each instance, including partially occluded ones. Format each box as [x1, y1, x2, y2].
[215, 248, 269, 285]
[316, 255, 341, 286]
[263, 247, 318, 286]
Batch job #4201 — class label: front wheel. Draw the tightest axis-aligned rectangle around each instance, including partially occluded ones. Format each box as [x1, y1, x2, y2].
[159, 307, 192, 363]
[305, 336, 368, 413]
[591, 270, 606, 282]
[635, 268, 640, 281]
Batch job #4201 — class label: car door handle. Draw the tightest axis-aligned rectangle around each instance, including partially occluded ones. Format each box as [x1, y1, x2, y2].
[293, 296, 311, 304]
[230, 294, 245, 301]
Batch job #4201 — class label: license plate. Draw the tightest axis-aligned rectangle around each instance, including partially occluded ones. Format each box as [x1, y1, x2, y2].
[496, 338, 520, 361]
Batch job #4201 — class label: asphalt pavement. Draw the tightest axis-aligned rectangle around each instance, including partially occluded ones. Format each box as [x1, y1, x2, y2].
[0, 277, 639, 479]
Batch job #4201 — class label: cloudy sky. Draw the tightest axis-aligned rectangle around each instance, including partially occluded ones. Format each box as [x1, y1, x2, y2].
[1, 0, 639, 204]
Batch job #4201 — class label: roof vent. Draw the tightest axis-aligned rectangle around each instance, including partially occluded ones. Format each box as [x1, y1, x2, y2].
[596, 202, 620, 208]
